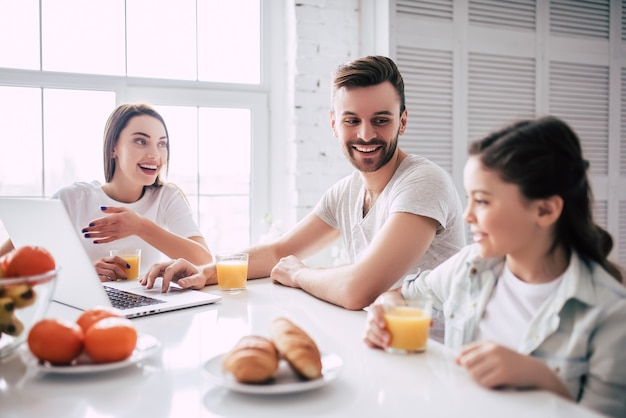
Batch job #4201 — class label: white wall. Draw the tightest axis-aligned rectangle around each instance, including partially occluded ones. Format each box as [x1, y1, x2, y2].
[267, 0, 361, 264]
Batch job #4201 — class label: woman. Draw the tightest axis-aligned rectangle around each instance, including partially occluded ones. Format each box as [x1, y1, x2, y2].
[2, 103, 212, 281]
[364, 116, 626, 417]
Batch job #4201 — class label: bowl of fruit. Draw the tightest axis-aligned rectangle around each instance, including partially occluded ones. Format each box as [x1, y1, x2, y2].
[0, 245, 58, 359]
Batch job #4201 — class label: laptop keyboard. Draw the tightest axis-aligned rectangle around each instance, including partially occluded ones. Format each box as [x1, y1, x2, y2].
[104, 286, 167, 310]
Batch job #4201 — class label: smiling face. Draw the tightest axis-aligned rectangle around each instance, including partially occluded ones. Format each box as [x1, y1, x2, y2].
[111, 114, 168, 187]
[463, 156, 546, 259]
[330, 82, 407, 173]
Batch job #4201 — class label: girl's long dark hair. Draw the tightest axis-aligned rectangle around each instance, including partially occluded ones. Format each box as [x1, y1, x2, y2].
[469, 116, 623, 282]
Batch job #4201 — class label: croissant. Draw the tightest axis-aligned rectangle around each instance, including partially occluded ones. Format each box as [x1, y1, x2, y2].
[270, 317, 322, 380]
[222, 335, 279, 383]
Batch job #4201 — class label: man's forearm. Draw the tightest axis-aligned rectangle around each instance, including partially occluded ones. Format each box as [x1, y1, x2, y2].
[295, 264, 384, 310]
[245, 244, 281, 279]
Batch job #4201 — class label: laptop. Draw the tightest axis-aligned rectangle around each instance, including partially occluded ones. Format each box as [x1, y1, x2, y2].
[0, 197, 221, 318]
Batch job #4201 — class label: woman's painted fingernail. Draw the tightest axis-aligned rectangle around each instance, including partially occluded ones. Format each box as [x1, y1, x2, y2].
[126, 264, 131, 269]
[100, 206, 107, 210]
[84, 234, 90, 238]
[89, 222, 94, 227]
[81, 228, 87, 233]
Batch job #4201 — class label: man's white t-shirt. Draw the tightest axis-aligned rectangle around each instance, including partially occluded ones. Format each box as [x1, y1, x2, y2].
[52, 181, 202, 273]
[313, 154, 466, 287]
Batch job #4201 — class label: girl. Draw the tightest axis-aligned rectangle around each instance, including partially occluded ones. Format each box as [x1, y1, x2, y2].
[364, 116, 625, 417]
[1, 103, 213, 281]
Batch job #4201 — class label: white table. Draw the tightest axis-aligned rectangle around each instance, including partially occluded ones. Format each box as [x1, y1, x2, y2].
[0, 279, 602, 418]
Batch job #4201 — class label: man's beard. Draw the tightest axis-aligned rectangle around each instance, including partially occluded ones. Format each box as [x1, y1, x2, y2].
[344, 129, 399, 173]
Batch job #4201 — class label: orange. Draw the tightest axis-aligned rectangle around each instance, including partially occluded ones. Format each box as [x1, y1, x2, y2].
[76, 307, 122, 333]
[0, 252, 9, 278]
[27, 318, 84, 365]
[6, 246, 56, 277]
[84, 317, 137, 363]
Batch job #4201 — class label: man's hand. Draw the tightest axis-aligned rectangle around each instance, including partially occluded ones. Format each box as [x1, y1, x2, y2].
[270, 255, 307, 288]
[141, 258, 206, 293]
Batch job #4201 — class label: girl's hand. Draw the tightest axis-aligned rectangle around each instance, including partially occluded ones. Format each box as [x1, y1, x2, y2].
[363, 293, 394, 349]
[455, 340, 568, 397]
[93, 256, 128, 281]
[81, 206, 142, 244]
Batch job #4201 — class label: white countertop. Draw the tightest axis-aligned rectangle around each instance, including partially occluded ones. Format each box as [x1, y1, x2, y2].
[0, 279, 602, 418]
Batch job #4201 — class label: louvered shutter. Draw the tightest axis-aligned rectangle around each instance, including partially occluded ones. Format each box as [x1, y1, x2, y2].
[468, 53, 535, 140]
[396, 0, 453, 21]
[391, 0, 625, 266]
[621, 64, 626, 267]
[395, 1, 454, 172]
[594, 201, 609, 230]
[621, 201, 626, 267]
[622, 67, 626, 177]
[398, 47, 454, 172]
[469, 0, 536, 30]
[549, 62, 609, 176]
[546, 0, 615, 264]
[551, 0, 610, 39]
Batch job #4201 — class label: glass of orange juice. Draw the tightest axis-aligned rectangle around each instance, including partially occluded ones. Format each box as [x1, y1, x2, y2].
[109, 248, 141, 280]
[216, 252, 248, 292]
[383, 293, 432, 354]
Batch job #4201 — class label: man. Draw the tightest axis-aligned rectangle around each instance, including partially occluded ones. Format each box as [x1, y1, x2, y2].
[142, 55, 465, 310]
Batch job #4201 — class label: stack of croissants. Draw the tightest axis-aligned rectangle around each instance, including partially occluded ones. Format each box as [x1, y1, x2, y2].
[222, 317, 323, 384]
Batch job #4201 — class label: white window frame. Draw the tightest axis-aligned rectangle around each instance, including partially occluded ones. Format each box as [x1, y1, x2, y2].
[0, 0, 273, 247]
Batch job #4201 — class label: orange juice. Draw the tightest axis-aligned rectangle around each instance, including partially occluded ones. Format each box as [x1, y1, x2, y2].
[216, 260, 248, 290]
[120, 255, 140, 280]
[384, 306, 431, 353]
[110, 249, 142, 280]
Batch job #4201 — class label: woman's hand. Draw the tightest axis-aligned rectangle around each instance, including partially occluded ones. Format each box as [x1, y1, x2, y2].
[81, 206, 143, 244]
[93, 256, 128, 282]
[141, 258, 209, 293]
[455, 340, 571, 398]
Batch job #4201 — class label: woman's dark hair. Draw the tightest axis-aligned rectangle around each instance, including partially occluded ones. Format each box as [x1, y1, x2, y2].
[331, 55, 406, 115]
[103, 103, 170, 188]
[468, 115, 622, 282]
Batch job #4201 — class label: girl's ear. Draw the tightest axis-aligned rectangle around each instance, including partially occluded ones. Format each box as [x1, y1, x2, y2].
[537, 195, 563, 227]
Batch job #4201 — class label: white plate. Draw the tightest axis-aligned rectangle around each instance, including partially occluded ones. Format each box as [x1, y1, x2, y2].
[24, 333, 161, 374]
[203, 352, 343, 394]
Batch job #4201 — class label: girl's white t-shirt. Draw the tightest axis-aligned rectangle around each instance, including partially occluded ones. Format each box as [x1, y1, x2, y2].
[476, 264, 564, 350]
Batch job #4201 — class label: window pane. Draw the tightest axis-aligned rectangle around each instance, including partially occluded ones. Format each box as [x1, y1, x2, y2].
[41, 0, 125, 75]
[0, 87, 42, 195]
[198, 108, 250, 195]
[155, 105, 199, 194]
[126, 0, 197, 80]
[0, 0, 39, 70]
[43, 90, 115, 195]
[197, 0, 261, 84]
[199, 196, 250, 252]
